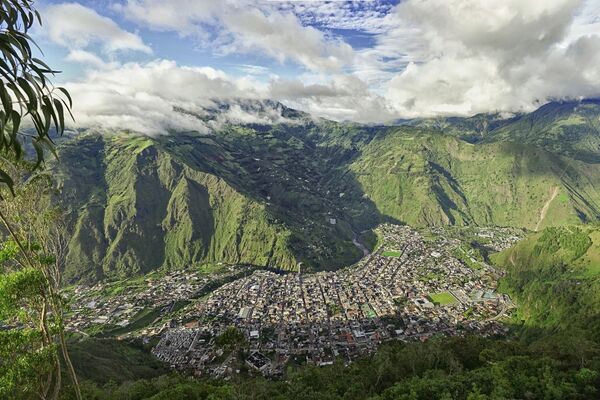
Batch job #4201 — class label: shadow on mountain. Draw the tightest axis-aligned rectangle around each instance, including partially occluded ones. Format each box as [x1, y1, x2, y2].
[57, 135, 111, 283]
[155, 122, 393, 271]
[56, 121, 398, 282]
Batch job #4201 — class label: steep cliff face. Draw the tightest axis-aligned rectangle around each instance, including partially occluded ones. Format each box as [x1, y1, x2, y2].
[58, 135, 297, 283]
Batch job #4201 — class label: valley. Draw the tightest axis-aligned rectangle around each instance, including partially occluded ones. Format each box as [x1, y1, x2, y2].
[4, 2, 600, 398]
[64, 223, 523, 378]
[6, 98, 595, 399]
[53, 99, 600, 285]
[52, 99, 600, 384]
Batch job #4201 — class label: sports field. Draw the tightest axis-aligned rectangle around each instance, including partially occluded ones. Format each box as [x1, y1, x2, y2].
[428, 292, 458, 306]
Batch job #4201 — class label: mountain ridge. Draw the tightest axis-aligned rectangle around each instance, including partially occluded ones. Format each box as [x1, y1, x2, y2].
[55, 99, 600, 283]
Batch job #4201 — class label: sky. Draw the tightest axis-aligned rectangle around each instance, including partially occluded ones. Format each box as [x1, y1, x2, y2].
[33, 0, 600, 133]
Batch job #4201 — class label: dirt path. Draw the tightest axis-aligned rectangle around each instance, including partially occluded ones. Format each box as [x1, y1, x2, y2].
[535, 186, 559, 232]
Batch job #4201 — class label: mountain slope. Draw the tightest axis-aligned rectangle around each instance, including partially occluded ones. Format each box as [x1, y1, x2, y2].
[351, 129, 600, 229]
[56, 117, 384, 283]
[57, 135, 299, 283]
[492, 225, 600, 338]
[484, 99, 600, 162]
[55, 100, 600, 282]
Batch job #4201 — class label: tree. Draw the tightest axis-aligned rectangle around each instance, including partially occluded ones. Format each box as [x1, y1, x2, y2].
[215, 326, 246, 351]
[0, 2, 77, 398]
[0, 0, 72, 194]
[0, 162, 80, 399]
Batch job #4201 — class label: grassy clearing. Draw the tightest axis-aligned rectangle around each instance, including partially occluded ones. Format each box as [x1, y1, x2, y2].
[382, 250, 402, 257]
[361, 303, 377, 318]
[428, 292, 458, 306]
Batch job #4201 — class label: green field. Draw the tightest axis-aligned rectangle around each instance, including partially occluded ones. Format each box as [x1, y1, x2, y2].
[361, 303, 377, 318]
[428, 292, 458, 305]
[98, 307, 163, 337]
[382, 250, 402, 257]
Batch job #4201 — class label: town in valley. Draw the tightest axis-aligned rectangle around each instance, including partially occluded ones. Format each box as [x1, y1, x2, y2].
[64, 224, 523, 378]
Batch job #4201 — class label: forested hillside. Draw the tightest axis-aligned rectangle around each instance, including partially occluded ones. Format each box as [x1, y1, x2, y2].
[492, 225, 600, 339]
[57, 135, 298, 283]
[55, 100, 600, 282]
[352, 129, 600, 228]
[484, 99, 600, 162]
[55, 122, 375, 282]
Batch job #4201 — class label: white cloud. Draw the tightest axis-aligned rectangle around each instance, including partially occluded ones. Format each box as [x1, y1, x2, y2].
[116, 0, 353, 72]
[65, 50, 106, 66]
[44, 3, 151, 54]
[52, 0, 600, 130]
[270, 74, 396, 123]
[211, 101, 301, 126]
[112, 0, 221, 35]
[221, 9, 353, 72]
[63, 58, 396, 133]
[381, 0, 600, 117]
[65, 60, 265, 134]
[65, 50, 121, 69]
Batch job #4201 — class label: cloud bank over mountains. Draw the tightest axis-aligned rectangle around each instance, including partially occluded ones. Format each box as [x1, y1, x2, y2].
[39, 0, 600, 133]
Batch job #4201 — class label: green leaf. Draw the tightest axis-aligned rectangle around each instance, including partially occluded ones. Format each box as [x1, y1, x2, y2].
[31, 138, 44, 169]
[0, 80, 12, 120]
[57, 87, 72, 108]
[9, 109, 20, 139]
[0, 169, 14, 196]
[17, 76, 37, 112]
[53, 98, 64, 134]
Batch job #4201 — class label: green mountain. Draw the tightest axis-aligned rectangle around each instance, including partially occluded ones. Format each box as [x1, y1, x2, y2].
[56, 100, 600, 282]
[57, 134, 304, 283]
[484, 99, 600, 162]
[56, 122, 376, 283]
[492, 225, 600, 338]
[351, 128, 600, 228]
[406, 99, 600, 159]
[354, 99, 600, 228]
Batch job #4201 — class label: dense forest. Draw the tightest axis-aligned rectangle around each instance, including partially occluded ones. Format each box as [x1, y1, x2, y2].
[65, 333, 600, 399]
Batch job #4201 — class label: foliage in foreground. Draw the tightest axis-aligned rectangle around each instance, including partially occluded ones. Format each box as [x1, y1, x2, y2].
[0, 162, 80, 399]
[1, 0, 76, 396]
[67, 335, 600, 400]
[0, 0, 72, 191]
